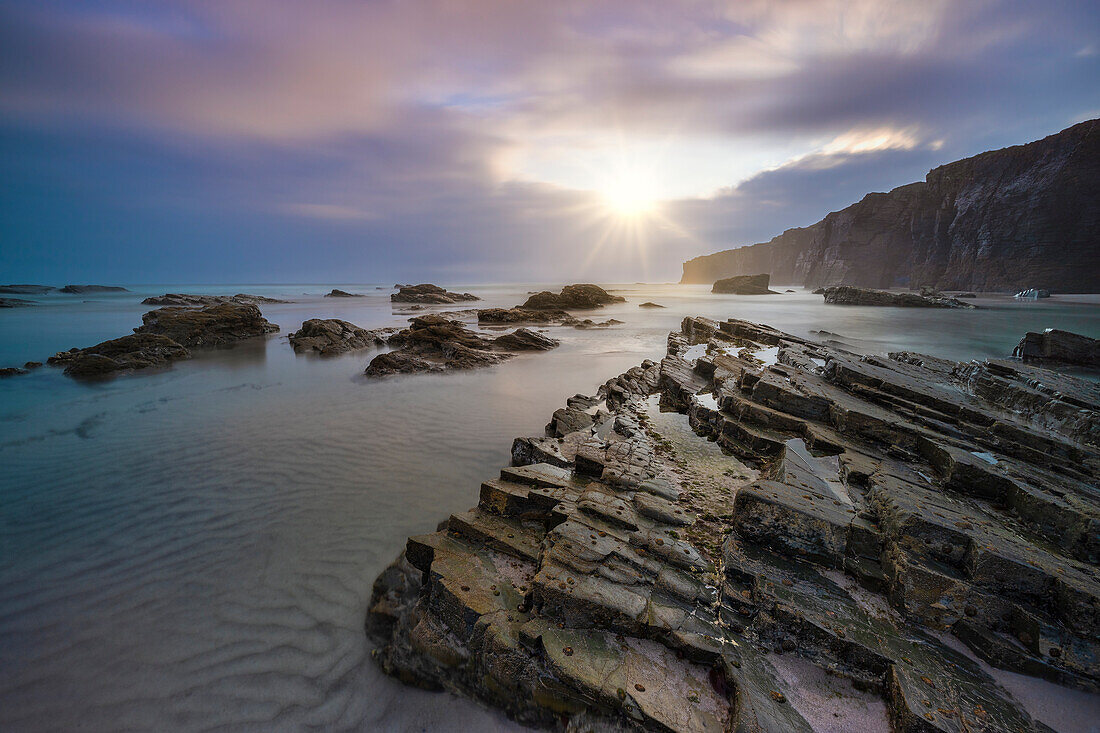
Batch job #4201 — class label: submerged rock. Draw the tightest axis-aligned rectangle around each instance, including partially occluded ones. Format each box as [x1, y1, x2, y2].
[325, 288, 365, 298]
[142, 293, 289, 306]
[822, 285, 975, 308]
[1014, 329, 1100, 367]
[47, 334, 190, 377]
[365, 315, 559, 376]
[0, 297, 35, 308]
[134, 302, 279, 346]
[368, 315, 1098, 731]
[520, 284, 625, 310]
[289, 318, 396, 355]
[58, 285, 128, 294]
[712, 273, 778, 294]
[391, 283, 479, 304]
[0, 284, 53, 294]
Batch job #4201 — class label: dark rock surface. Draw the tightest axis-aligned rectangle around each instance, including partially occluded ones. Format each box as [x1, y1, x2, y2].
[142, 293, 289, 306]
[365, 315, 559, 376]
[391, 284, 479, 304]
[712, 273, 777, 295]
[639, 302, 665, 308]
[367, 316, 1098, 731]
[822, 286, 976, 308]
[289, 319, 396, 356]
[58, 285, 128, 294]
[681, 120, 1100, 293]
[47, 334, 190, 377]
[0, 284, 54, 294]
[325, 289, 365, 298]
[1014, 329, 1100, 367]
[520, 284, 626, 310]
[0, 367, 28, 377]
[478, 307, 570, 323]
[0, 297, 35, 308]
[134, 303, 279, 346]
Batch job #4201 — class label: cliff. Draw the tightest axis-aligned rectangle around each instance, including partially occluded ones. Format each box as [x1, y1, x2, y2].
[682, 120, 1100, 292]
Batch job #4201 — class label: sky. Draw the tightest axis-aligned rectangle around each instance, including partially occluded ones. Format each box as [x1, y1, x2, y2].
[1, 0, 1098, 285]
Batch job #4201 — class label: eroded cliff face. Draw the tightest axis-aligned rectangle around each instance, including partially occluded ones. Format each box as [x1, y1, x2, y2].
[682, 120, 1100, 292]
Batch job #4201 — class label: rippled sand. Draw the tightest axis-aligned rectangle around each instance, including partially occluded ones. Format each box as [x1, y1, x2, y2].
[1, 284, 1096, 731]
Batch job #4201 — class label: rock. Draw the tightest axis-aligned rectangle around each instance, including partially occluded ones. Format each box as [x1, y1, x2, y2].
[680, 119, 1100, 293]
[711, 274, 778, 295]
[23, 361, 42, 369]
[47, 334, 190, 377]
[784, 289, 796, 293]
[289, 318, 395, 355]
[812, 288, 826, 295]
[134, 302, 279, 346]
[520, 284, 625, 310]
[367, 314, 1097, 729]
[142, 293, 289, 306]
[639, 302, 665, 308]
[0, 367, 28, 377]
[365, 315, 559, 377]
[391, 283, 479, 304]
[58, 285, 128, 294]
[561, 317, 622, 329]
[822, 285, 975, 308]
[477, 307, 569, 323]
[1013, 329, 1100, 367]
[325, 289, 365, 298]
[1015, 288, 1052, 299]
[0, 297, 35, 307]
[0, 284, 53, 294]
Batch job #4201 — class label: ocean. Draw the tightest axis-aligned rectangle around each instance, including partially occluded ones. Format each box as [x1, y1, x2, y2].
[2, 284, 1098, 731]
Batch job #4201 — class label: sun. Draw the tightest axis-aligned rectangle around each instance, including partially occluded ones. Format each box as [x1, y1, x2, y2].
[597, 164, 660, 218]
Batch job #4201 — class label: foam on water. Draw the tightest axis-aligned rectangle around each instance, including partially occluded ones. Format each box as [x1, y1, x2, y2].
[1, 284, 1097, 731]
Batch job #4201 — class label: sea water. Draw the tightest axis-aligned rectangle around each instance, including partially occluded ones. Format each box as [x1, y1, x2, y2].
[1, 284, 1098, 731]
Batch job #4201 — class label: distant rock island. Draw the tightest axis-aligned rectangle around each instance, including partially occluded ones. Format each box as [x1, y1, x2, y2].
[682, 120, 1099, 293]
[59, 285, 129, 294]
[391, 283, 478, 304]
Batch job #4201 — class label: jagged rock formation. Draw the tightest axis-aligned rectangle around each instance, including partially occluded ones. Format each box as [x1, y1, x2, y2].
[58, 285, 128, 293]
[288, 319, 396, 355]
[682, 120, 1100, 293]
[391, 284, 479, 304]
[712, 274, 777, 295]
[134, 302, 279, 346]
[47, 334, 190, 377]
[1014, 329, 1100, 367]
[367, 316, 1099, 731]
[822, 286, 976, 308]
[142, 293, 288, 306]
[365, 315, 558, 376]
[325, 289, 365, 298]
[521, 284, 626, 310]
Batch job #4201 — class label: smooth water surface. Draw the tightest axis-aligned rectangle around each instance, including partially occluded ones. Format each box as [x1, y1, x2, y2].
[2, 284, 1098, 731]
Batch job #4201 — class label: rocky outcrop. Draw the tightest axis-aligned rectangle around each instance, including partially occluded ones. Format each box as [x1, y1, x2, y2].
[1014, 329, 1100, 367]
[682, 120, 1100, 293]
[520, 284, 626, 310]
[365, 315, 559, 376]
[58, 285, 128, 294]
[0, 367, 27, 377]
[367, 316, 1098, 731]
[391, 284, 479, 304]
[325, 289, 365, 298]
[288, 319, 396, 356]
[47, 334, 190, 377]
[0, 297, 35, 308]
[142, 293, 288, 306]
[639, 302, 665, 308]
[0, 284, 53, 294]
[134, 302, 279, 346]
[822, 286, 976, 308]
[711, 274, 777, 295]
[478, 307, 570, 323]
